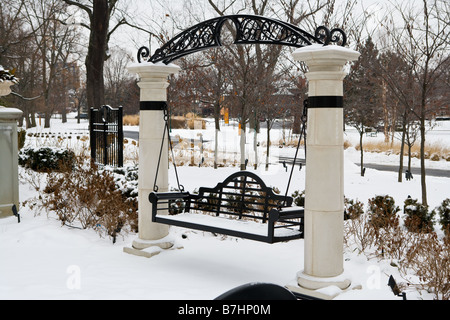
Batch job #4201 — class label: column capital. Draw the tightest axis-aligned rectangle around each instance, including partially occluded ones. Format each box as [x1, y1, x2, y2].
[127, 62, 181, 80]
[127, 62, 181, 102]
[293, 44, 360, 73]
[0, 106, 23, 122]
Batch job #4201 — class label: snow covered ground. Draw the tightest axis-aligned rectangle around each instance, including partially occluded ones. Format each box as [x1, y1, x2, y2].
[1, 114, 449, 300]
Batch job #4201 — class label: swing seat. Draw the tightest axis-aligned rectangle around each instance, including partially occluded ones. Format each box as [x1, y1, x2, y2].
[149, 171, 304, 244]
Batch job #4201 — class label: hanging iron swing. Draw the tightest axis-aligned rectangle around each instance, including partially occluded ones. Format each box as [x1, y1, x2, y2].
[148, 101, 308, 244]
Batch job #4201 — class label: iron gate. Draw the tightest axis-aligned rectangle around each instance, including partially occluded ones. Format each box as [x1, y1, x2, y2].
[89, 105, 123, 167]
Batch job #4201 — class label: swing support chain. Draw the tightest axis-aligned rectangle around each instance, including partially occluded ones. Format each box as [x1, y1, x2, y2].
[281, 99, 308, 207]
[153, 107, 184, 193]
[153, 98, 307, 218]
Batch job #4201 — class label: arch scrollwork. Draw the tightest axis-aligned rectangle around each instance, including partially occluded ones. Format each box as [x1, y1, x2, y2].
[138, 15, 347, 65]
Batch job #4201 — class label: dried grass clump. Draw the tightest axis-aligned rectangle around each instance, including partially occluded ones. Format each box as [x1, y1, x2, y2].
[357, 141, 449, 161]
[171, 116, 187, 129]
[123, 115, 140, 126]
[186, 114, 206, 130]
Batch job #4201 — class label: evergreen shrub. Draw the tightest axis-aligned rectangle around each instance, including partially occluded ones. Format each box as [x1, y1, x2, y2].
[437, 198, 450, 236]
[291, 190, 305, 207]
[367, 195, 400, 228]
[403, 197, 435, 233]
[19, 147, 75, 172]
[344, 197, 364, 220]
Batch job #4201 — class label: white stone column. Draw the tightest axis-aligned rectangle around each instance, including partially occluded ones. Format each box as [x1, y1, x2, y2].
[0, 106, 23, 219]
[124, 62, 180, 258]
[291, 45, 360, 298]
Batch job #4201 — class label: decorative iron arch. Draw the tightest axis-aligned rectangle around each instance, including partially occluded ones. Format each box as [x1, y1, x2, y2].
[138, 15, 347, 65]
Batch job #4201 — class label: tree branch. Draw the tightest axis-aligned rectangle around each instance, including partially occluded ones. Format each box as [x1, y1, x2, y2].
[11, 91, 42, 101]
[61, 0, 93, 20]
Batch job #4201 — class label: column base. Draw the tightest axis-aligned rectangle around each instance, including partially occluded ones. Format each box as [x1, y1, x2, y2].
[286, 271, 360, 300]
[123, 235, 183, 258]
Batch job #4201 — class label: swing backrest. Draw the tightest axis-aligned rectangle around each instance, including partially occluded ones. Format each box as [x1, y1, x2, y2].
[188, 171, 293, 223]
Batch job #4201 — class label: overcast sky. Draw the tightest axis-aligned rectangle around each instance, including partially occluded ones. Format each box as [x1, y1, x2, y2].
[109, 0, 417, 61]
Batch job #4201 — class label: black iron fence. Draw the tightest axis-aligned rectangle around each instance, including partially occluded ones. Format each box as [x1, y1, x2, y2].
[89, 105, 123, 167]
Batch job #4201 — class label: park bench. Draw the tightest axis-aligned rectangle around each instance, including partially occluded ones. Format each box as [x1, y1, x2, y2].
[149, 171, 304, 244]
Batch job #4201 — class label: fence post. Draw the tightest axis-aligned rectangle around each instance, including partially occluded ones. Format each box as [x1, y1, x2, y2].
[102, 107, 108, 166]
[89, 107, 96, 164]
[118, 106, 124, 167]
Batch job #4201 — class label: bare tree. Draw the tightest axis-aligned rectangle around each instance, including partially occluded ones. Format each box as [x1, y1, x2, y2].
[382, 0, 450, 206]
[0, 0, 29, 67]
[103, 47, 139, 112]
[0, 0, 43, 127]
[22, 0, 80, 128]
[345, 37, 384, 176]
[378, 50, 418, 182]
[60, 0, 144, 110]
[204, 0, 330, 170]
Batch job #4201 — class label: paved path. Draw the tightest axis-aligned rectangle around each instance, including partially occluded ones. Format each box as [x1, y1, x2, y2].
[358, 163, 450, 178]
[124, 131, 139, 141]
[280, 157, 449, 179]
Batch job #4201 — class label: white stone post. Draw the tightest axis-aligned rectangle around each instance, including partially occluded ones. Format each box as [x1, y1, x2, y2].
[291, 45, 360, 298]
[124, 62, 180, 258]
[0, 106, 23, 219]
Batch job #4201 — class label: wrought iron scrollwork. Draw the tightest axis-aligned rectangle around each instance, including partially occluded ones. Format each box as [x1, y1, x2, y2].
[138, 14, 347, 64]
[137, 47, 151, 64]
[314, 26, 347, 46]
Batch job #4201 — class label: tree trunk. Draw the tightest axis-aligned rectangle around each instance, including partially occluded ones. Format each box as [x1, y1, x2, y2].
[398, 125, 406, 183]
[253, 124, 258, 170]
[382, 79, 389, 143]
[44, 111, 51, 128]
[265, 120, 270, 171]
[214, 128, 219, 169]
[240, 120, 246, 171]
[25, 111, 32, 129]
[30, 111, 36, 128]
[407, 143, 412, 173]
[293, 108, 301, 135]
[62, 106, 67, 123]
[359, 126, 364, 177]
[85, 0, 109, 109]
[420, 116, 427, 206]
[214, 103, 220, 169]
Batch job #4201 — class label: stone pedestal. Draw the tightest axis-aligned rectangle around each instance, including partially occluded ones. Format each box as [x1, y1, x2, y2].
[290, 45, 360, 298]
[124, 62, 181, 258]
[0, 106, 23, 219]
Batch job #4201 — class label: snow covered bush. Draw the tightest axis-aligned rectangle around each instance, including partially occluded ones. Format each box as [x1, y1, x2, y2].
[437, 198, 450, 236]
[344, 197, 364, 220]
[344, 214, 376, 255]
[430, 153, 440, 161]
[367, 195, 400, 229]
[18, 129, 26, 150]
[101, 165, 138, 200]
[344, 205, 450, 299]
[291, 190, 305, 207]
[405, 233, 450, 300]
[42, 161, 138, 243]
[403, 197, 435, 233]
[19, 147, 75, 172]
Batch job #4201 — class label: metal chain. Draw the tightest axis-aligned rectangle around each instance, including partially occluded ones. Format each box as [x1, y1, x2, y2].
[282, 99, 308, 207]
[153, 107, 184, 193]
